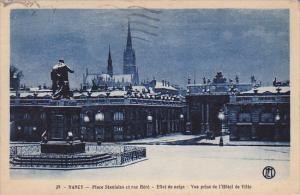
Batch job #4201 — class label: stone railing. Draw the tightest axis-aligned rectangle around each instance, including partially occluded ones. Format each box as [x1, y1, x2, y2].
[10, 98, 184, 107]
[230, 95, 290, 104]
[10, 144, 40, 157]
[9, 144, 146, 169]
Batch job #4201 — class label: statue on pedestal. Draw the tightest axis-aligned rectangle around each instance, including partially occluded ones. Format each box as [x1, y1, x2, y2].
[51, 59, 74, 99]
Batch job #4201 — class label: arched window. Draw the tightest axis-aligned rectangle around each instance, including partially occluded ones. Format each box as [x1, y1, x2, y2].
[114, 112, 124, 121]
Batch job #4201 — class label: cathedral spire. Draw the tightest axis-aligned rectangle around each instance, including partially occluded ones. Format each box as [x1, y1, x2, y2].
[108, 45, 112, 61]
[126, 21, 132, 49]
[123, 21, 139, 85]
[107, 44, 113, 77]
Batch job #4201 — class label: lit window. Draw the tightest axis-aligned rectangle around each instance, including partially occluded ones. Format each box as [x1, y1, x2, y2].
[113, 126, 123, 132]
[114, 112, 124, 121]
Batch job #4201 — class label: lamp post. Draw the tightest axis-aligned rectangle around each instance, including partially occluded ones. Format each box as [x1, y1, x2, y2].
[147, 115, 153, 137]
[95, 111, 104, 144]
[218, 109, 225, 146]
[17, 126, 22, 141]
[83, 113, 90, 123]
[32, 126, 37, 141]
[179, 114, 184, 133]
[274, 109, 281, 141]
[95, 111, 104, 122]
[81, 112, 90, 141]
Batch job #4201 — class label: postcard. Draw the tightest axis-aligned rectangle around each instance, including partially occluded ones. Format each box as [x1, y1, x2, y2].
[0, 0, 299, 195]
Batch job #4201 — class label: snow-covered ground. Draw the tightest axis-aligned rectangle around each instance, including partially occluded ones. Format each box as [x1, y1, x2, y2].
[11, 145, 289, 181]
[121, 133, 198, 144]
[198, 135, 290, 146]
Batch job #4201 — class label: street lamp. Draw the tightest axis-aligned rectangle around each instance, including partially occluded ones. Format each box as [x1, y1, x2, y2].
[147, 115, 153, 122]
[180, 114, 184, 119]
[179, 114, 184, 133]
[83, 113, 90, 123]
[275, 110, 281, 122]
[218, 109, 225, 146]
[147, 115, 153, 137]
[82, 112, 91, 142]
[16, 126, 22, 140]
[274, 109, 281, 141]
[95, 111, 105, 122]
[95, 111, 104, 144]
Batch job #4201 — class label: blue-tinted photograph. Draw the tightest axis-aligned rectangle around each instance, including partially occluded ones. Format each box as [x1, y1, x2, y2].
[9, 9, 289, 180]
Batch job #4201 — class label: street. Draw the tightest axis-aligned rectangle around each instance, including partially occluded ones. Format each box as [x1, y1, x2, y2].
[10, 145, 289, 181]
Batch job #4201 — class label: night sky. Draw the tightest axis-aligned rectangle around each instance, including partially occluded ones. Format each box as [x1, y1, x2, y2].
[11, 9, 289, 88]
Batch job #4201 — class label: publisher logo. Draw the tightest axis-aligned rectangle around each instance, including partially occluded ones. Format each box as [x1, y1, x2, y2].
[262, 166, 276, 179]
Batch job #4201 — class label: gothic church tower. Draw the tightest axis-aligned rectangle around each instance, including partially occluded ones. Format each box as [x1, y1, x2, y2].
[107, 45, 113, 77]
[123, 21, 139, 85]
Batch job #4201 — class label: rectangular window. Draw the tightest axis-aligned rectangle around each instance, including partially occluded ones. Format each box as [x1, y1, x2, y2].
[113, 126, 123, 132]
[114, 112, 124, 121]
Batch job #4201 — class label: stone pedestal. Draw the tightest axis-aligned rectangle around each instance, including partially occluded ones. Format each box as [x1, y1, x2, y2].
[41, 105, 85, 154]
[41, 141, 85, 154]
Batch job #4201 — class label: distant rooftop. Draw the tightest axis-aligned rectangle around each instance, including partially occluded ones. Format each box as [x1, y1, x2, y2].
[241, 86, 290, 95]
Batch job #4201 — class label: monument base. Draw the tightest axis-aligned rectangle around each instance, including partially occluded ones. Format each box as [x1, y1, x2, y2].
[41, 140, 85, 154]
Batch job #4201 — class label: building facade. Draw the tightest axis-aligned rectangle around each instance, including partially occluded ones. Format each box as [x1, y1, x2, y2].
[227, 86, 290, 141]
[186, 94, 229, 135]
[10, 97, 186, 142]
[186, 72, 252, 136]
[187, 72, 253, 95]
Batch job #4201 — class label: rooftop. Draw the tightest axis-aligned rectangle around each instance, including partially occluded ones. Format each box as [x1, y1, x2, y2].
[241, 86, 290, 95]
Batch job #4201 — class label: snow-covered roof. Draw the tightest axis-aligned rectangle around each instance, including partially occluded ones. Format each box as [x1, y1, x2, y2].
[241, 86, 290, 94]
[28, 87, 52, 92]
[10, 92, 16, 97]
[37, 92, 52, 98]
[155, 82, 177, 91]
[19, 92, 34, 98]
[109, 90, 127, 97]
[73, 92, 87, 98]
[90, 91, 107, 97]
[132, 85, 147, 92]
[187, 82, 251, 87]
[113, 74, 132, 83]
